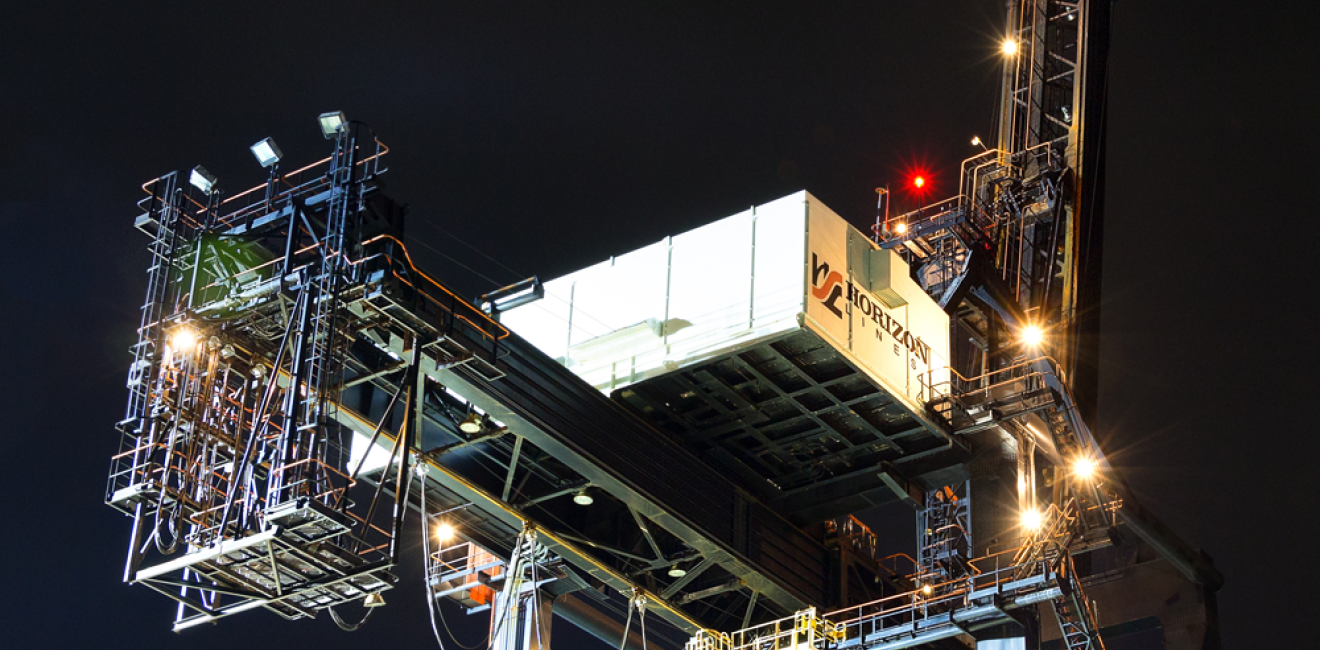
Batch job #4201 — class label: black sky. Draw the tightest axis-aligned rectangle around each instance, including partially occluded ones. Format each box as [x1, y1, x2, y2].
[2, 1, 1316, 648]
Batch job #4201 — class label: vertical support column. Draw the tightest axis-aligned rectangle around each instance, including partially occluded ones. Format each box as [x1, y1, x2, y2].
[388, 343, 423, 563]
[123, 501, 147, 583]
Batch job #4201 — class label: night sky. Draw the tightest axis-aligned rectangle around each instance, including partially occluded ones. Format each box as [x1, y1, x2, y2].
[2, 1, 1314, 648]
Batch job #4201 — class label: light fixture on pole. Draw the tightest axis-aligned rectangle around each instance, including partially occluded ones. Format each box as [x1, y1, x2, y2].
[667, 565, 687, 578]
[1002, 38, 1019, 56]
[189, 166, 218, 195]
[874, 186, 891, 238]
[319, 111, 348, 139]
[971, 135, 990, 152]
[363, 593, 386, 608]
[250, 137, 283, 168]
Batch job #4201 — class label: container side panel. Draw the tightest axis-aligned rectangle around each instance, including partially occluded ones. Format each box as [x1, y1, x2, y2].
[804, 195, 951, 413]
[665, 209, 755, 357]
[752, 192, 808, 332]
[563, 242, 670, 389]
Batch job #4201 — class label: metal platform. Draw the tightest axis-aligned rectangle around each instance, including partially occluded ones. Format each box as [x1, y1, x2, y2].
[134, 500, 395, 628]
[614, 328, 962, 525]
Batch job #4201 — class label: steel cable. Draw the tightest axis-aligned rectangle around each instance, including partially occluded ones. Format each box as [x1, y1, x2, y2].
[419, 469, 449, 650]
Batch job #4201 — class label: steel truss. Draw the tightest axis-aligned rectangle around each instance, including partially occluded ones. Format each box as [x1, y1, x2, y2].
[109, 127, 833, 638]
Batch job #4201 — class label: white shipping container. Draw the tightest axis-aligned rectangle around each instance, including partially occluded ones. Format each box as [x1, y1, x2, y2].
[501, 191, 951, 415]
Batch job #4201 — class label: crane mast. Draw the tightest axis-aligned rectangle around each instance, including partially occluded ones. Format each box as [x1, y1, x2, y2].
[995, 0, 1109, 420]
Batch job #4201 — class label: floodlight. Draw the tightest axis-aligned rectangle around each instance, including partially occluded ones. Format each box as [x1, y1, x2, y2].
[1021, 325, 1044, 347]
[893, 222, 908, 235]
[459, 413, 484, 434]
[1073, 456, 1098, 480]
[1021, 507, 1043, 532]
[971, 136, 981, 147]
[435, 521, 456, 543]
[478, 277, 545, 315]
[189, 166, 218, 195]
[170, 326, 199, 352]
[319, 111, 348, 139]
[249, 137, 283, 168]
[667, 565, 687, 578]
[1002, 39, 1019, 56]
[573, 489, 594, 506]
[921, 584, 933, 595]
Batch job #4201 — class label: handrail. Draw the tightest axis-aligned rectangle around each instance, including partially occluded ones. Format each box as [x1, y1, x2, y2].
[365, 234, 510, 341]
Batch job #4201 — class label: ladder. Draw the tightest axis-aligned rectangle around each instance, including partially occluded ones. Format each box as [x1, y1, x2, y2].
[1051, 554, 1105, 650]
[125, 172, 184, 422]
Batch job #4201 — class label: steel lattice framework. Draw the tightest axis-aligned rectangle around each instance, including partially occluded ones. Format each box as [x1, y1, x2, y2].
[108, 126, 425, 626]
[105, 1, 1223, 648]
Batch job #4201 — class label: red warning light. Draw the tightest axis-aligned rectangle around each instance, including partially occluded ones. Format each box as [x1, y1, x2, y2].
[912, 175, 926, 189]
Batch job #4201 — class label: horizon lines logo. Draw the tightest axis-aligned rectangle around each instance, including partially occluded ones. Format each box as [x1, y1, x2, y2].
[810, 250, 932, 365]
[810, 253, 846, 318]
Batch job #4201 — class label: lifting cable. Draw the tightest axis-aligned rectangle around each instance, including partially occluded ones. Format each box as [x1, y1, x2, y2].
[486, 528, 532, 648]
[619, 589, 649, 650]
[638, 594, 648, 650]
[418, 465, 450, 650]
[328, 604, 374, 632]
[418, 465, 489, 650]
[410, 217, 526, 283]
[528, 529, 545, 650]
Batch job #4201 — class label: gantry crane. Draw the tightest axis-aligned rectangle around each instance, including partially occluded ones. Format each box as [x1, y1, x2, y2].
[106, 2, 1220, 649]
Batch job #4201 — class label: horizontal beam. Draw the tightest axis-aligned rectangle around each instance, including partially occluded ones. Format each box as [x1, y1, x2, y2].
[332, 405, 708, 635]
[438, 354, 822, 612]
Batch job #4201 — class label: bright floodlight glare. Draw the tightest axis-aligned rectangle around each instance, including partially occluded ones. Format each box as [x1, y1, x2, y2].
[1002, 39, 1019, 56]
[250, 137, 283, 168]
[894, 222, 908, 235]
[459, 413, 484, 434]
[189, 166, 218, 195]
[573, 489, 594, 506]
[435, 521, 456, 543]
[1073, 456, 1098, 480]
[667, 565, 687, 578]
[1021, 508, 1043, 532]
[921, 584, 933, 595]
[1021, 324, 1044, 347]
[319, 111, 348, 139]
[170, 326, 198, 352]
[971, 136, 981, 146]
